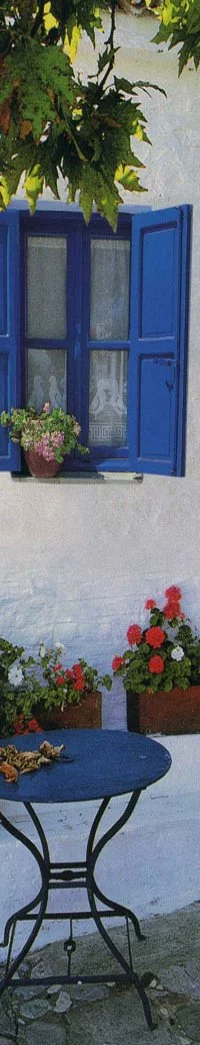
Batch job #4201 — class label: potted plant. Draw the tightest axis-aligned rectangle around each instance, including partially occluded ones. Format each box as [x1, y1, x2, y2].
[0, 402, 89, 477]
[31, 644, 112, 729]
[0, 638, 112, 735]
[0, 636, 42, 737]
[112, 586, 200, 734]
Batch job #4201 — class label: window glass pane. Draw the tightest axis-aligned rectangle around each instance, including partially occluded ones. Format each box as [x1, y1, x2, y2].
[27, 236, 67, 339]
[27, 349, 67, 411]
[89, 350, 128, 446]
[90, 240, 130, 341]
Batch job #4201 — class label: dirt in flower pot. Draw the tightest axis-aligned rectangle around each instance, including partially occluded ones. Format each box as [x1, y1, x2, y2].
[24, 451, 61, 478]
[127, 687, 200, 735]
[33, 691, 102, 730]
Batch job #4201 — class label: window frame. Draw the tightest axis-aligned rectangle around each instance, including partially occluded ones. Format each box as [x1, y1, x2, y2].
[0, 199, 189, 478]
[20, 209, 134, 473]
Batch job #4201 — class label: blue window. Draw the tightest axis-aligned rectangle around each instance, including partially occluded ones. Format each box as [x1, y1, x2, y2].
[0, 203, 192, 476]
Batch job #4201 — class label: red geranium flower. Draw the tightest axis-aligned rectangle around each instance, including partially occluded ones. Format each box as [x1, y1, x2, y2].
[145, 599, 156, 610]
[74, 678, 85, 692]
[13, 714, 38, 736]
[27, 718, 42, 733]
[65, 669, 74, 679]
[165, 585, 182, 601]
[145, 626, 165, 648]
[56, 675, 66, 686]
[163, 602, 180, 620]
[13, 715, 25, 734]
[149, 655, 165, 674]
[72, 663, 85, 679]
[112, 655, 125, 671]
[127, 624, 142, 646]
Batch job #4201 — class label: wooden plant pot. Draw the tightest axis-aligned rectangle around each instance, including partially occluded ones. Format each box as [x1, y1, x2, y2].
[126, 686, 200, 735]
[33, 691, 102, 730]
[25, 451, 61, 479]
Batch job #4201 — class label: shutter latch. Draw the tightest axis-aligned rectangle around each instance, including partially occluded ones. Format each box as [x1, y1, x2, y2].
[166, 362, 179, 390]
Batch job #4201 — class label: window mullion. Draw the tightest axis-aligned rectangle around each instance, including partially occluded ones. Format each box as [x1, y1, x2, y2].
[73, 223, 83, 428]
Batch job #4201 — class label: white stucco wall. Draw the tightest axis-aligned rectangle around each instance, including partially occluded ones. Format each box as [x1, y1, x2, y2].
[1, 473, 200, 731]
[0, 13, 200, 953]
[0, 11, 199, 706]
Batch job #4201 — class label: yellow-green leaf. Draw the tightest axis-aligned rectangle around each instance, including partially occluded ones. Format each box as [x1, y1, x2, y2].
[0, 175, 10, 209]
[43, 2, 58, 32]
[64, 25, 82, 61]
[24, 164, 44, 212]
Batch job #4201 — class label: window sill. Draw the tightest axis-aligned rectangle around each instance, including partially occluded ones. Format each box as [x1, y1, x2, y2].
[11, 471, 144, 483]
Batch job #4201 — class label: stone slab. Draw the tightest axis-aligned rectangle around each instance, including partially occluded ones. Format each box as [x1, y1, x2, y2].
[176, 1001, 200, 1041]
[3, 903, 200, 1044]
[17, 1016, 68, 1045]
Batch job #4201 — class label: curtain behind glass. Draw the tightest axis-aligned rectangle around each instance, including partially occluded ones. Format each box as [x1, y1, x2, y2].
[27, 236, 67, 339]
[27, 349, 67, 411]
[89, 350, 128, 446]
[90, 239, 130, 341]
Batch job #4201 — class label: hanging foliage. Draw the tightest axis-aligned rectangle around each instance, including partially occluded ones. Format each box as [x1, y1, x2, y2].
[152, 0, 200, 74]
[0, 1, 198, 225]
[0, 0, 162, 226]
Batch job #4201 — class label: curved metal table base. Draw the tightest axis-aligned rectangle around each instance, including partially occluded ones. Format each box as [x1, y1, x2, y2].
[0, 792, 155, 1031]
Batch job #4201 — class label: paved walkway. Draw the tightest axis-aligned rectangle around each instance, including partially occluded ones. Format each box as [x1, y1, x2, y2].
[1, 903, 200, 1044]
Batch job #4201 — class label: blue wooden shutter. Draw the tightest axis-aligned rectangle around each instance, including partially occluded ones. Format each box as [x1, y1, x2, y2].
[0, 209, 20, 471]
[129, 205, 192, 475]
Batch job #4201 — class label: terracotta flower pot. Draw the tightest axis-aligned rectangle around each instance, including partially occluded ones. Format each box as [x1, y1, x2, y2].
[33, 691, 102, 730]
[24, 451, 61, 478]
[126, 686, 200, 735]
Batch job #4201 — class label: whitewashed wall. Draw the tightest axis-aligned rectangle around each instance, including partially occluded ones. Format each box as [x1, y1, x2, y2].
[0, 13, 200, 954]
[0, 10, 200, 728]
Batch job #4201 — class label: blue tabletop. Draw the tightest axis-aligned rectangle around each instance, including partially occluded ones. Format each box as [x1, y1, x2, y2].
[0, 730, 172, 804]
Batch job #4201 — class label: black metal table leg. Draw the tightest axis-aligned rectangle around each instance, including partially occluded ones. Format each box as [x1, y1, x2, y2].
[85, 790, 155, 1030]
[0, 803, 50, 994]
[0, 794, 155, 1029]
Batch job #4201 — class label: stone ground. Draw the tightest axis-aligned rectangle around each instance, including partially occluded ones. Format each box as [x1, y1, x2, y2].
[1, 903, 200, 1044]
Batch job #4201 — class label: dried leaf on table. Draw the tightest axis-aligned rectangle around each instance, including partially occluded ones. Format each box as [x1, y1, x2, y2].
[0, 762, 18, 782]
[0, 741, 66, 780]
[40, 741, 64, 758]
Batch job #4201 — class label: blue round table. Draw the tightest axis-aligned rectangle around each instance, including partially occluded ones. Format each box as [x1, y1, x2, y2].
[0, 729, 171, 1030]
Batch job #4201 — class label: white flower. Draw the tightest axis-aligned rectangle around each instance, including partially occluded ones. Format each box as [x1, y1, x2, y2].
[171, 645, 184, 662]
[39, 643, 46, 659]
[55, 642, 64, 652]
[8, 663, 24, 688]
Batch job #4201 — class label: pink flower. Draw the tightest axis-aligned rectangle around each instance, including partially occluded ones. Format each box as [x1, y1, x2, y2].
[42, 402, 51, 414]
[51, 431, 64, 448]
[35, 438, 56, 461]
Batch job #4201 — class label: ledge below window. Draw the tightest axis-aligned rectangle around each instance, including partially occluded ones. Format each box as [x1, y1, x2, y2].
[11, 471, 144, 483]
